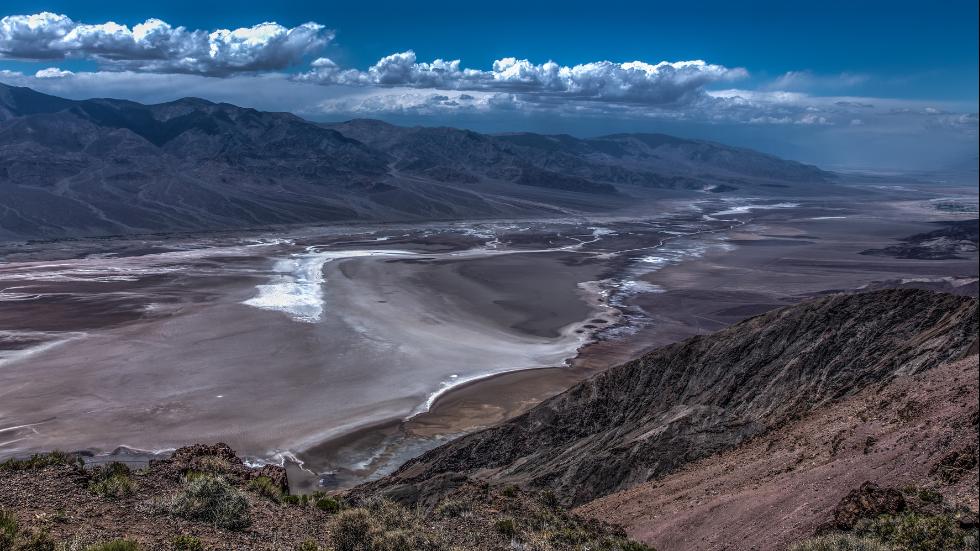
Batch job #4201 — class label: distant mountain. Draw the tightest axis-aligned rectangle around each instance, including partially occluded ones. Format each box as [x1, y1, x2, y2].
[359, 289, 978, 507]
[0, 83, 833, 240]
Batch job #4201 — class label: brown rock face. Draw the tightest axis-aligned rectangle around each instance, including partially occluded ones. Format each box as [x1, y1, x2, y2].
[931, 447, 979, 484]
[154, 442, 289, 491]
[364, 289, 978, 507]
[833, 482, 906, 529]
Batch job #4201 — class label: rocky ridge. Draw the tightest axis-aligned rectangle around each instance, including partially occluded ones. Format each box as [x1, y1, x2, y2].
[0, 82, 835, 240]
[362, 289, 978, 507]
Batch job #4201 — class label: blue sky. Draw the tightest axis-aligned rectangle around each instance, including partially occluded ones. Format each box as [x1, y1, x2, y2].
[1, 1, 977, 170]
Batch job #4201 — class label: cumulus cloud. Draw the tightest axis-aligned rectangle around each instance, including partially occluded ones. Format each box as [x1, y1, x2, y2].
[297, 50, 747, 105]
[0, 12, 332, 75]
[34, 66, 74, 78]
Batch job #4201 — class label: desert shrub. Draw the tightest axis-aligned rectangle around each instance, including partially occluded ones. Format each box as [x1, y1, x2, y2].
[362, 498, 420, 530]
[916, 488, 943, 505]
[370, 529, 430, 551]
[495, 517, 517, 538]
[538, 490, 560, 509]
[88, 462, 135, 499]
[1, 509, 18, 551]
[0, 452, 80, 471]
[89, 474, 135, 499]
[501, 485, 519, 498]
[85, 540, 140, 551]
[315, 496, 340, 514]
[8, 528, 54, 551]
[283, 495, 301, 506]
[247, 476, 283, 503]
[548, 527, 591, 545]
[789, 533, 891, 551]
[618, 540, 657, 551]
[190, 456, 233, 474]
[171, 535, 203, 551]
[170, 475, 250, 530]
[329, 508, 377, 551]
[324, 497, 448, 551]
[294, 540, 319, 551]
[434, 499, 469, 519]
[857, 512, 967, 550]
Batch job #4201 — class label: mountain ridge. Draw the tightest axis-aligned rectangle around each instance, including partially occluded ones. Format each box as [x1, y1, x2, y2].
[0, 82, 834, 241]
[357, 289, 978, 508]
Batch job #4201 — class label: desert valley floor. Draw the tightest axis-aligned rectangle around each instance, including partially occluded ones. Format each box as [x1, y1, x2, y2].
[1, 183, 977, 492]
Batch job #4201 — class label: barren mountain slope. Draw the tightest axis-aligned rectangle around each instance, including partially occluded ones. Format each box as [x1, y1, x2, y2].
[576, 353, 979, 551]
[0, 82, 836, 240]
[361, 289, 978, 507]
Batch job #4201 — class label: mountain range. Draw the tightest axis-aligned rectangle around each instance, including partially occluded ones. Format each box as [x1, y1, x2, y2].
[0, 82, 833, 241]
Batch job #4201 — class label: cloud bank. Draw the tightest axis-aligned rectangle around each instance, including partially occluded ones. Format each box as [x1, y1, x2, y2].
[0, 12, 976, 170]
[0, 12, 332, 75]
[297, 50, 747, 105]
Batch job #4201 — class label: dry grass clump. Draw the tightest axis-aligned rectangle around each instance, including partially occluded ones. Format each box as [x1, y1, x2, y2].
[0, 452, 81, 472]
[170, 535, 203, 551]
[170, 475, 250, 530]
[247, 475, 284, 504]
[790, 533, 893, 551]
[329, 498, 445, 551]
[88, 463, 135, 500]
[84, 540, 140, 551]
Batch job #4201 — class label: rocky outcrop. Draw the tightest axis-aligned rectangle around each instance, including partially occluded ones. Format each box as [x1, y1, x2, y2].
[861, 219, 979, 260]
[152, 442, 289, 491]
[832, 482, 907, 529]
[365, 289, 978, 507]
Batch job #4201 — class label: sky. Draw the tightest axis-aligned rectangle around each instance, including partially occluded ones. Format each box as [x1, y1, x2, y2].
[1, 0, 977, 170]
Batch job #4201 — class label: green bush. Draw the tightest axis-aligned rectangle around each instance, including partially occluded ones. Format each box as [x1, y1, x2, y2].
[88, 463, 135, 499]
[329, 508, 377, 551]
[495, 517, 517, 538]
[89, 474, 135, 499]
[1, 509, 18, 551]
[171, 535, 204, 551]
[283, 495, 301, 506]
[294, 540, 319, 551]
[434, 499, 469, 519]
[858, 512, 967, 550]
[247, 476, 283, 503]
[612, 540, 657, 551]
[0, 509, 17, 551]
[170, 475, 250, 531]
[501, 485, 519, 498]
[85, 540, 140, 551]
[0, 451, 80, 471]
[789, 533, 891, 551]
[8, 528, 54, 551]
[539, 490, 560, 509]
[315, 496, 340, 514]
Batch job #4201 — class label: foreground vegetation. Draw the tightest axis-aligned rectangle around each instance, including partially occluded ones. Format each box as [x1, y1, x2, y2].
[0, 449, 654, 550]
[791, 486, 979, 551]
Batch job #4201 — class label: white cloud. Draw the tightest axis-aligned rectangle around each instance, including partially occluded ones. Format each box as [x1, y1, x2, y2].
[297, 50, 747, 105]
[34, 66, 73, 78]
[765, 70, 870, 92]
[0, 12, 332, 75]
